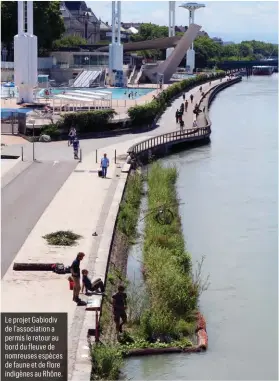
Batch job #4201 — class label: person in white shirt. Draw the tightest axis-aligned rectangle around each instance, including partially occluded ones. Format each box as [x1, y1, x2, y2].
[68, 127, 76, 146]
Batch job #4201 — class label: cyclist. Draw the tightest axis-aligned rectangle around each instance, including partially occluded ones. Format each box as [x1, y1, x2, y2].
[68, 126, 76, 146]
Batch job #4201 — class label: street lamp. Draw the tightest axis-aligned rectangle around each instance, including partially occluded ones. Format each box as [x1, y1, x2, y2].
[29, 119, 36, 161]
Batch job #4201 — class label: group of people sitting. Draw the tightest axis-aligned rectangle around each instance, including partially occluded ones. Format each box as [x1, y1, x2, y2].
[69, 252, 127, 336]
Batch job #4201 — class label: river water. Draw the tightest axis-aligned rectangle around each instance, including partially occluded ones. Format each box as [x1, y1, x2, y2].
[124, 74, 278, 380]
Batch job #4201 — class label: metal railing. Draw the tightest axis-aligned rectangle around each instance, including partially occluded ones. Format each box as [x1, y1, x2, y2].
[127, 127, 211, 155]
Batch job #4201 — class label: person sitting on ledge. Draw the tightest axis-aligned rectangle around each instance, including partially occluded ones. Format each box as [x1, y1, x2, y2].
[81, 269, 105, 295]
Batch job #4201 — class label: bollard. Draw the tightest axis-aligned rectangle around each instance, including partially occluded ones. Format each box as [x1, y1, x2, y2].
[79, 149, 82, 163]
[114, 149, 116, 164]
[21, 146, 23, 161]
[95, 149, 98, 164]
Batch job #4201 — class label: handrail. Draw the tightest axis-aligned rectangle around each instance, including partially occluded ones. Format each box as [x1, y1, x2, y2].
[127, 126, 210, 155]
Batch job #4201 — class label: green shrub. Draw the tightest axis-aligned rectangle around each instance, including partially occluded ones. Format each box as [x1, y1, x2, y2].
[175, 319, 196, 336]
[117, 171, 143, 240]
[60, 110, 116, 133]
[40, 124, 61, 138]
[91, 344, 123, 380]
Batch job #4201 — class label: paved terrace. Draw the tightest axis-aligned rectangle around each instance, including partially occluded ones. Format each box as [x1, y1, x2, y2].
[1, 78, 225, 380]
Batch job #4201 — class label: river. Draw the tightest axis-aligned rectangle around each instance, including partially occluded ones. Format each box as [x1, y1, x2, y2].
[124, 74, 278, 380]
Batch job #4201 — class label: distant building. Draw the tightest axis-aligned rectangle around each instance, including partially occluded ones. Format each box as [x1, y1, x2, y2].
[212, 37, 223, 45]
[121, 22, 142, 30]
[60, 1, 101, 43]
[223, 41, 235, 46]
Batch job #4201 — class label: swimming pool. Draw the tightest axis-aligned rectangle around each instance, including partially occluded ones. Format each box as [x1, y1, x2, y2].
[1, 108, 33, 118]
[37, 87, 154, 100]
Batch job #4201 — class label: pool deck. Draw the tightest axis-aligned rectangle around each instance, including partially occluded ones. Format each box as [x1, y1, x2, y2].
[1, 85, 167, 123]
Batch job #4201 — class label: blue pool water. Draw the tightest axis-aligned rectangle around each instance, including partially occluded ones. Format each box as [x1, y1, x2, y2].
[37, 87, 154, 100]
[1, 85, 153, 100]
[1, 108, 33, 118]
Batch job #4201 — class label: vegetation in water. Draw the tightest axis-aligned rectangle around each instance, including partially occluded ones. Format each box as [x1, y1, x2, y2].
[139, 163, 208, 340]
[117, 171, 143, 240]
[42, 230, 82, 246]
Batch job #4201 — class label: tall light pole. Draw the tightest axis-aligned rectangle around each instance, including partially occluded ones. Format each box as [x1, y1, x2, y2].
[166, 1, 176, 59]
[109, 1, 125, 86]
[179, 2, 205, 73]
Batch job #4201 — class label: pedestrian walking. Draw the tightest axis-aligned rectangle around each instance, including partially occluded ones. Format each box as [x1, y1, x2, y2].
[193, 120, 198, 128]
[182, 93, 185, 100]
[175, 109, 179, 123]
[112, 285, 127, 336]
[199, 86, 202, 92]
[100, 153, 110, 178]
[180, 103, 184, 115]
[71, 252, 85, 305]
[190, 94, 194, 103]
[185, 100, 188, 112]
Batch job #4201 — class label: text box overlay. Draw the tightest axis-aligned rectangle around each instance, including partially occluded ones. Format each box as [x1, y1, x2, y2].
[1, 313, 67, 381]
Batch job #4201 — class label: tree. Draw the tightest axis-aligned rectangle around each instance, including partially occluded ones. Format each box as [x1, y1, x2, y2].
[1, 1, 65, 53]
[194, 36, 222, 68]
[52, 36, 87, 49]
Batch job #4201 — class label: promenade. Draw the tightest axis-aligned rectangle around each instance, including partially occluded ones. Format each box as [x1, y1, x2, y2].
[1, 78, 223, 379]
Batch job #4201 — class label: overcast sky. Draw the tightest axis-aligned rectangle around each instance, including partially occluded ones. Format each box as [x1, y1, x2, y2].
[88, 1, 278, 43]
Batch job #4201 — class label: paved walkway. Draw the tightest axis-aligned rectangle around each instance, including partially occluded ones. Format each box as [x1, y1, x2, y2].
[1, 136, 146, 380]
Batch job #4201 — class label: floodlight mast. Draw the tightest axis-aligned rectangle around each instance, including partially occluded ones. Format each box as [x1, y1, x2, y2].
[179, 2, 205, 73]
[166, 1, 176, 59]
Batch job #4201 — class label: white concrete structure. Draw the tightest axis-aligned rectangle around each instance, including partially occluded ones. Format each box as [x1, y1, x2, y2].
[166, 1, 176, 59]
[14, 1, 38, 103]
[53, 91, 111, 112]
[108, 1, 125, 86]
[180, 2, 205, 73]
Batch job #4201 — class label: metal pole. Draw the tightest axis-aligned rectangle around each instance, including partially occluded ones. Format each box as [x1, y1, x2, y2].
[27, 1, 33, 35]
[96, 149, 98, 163]
[114, 149, 116, 164]
[21, 146, 24, 161]
[32, 122, 35, 161]
[79, 149, 82, 162]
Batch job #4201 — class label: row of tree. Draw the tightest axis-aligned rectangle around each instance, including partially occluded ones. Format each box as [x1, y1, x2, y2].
[1, 1, 65, 54]
[133, 23, 278, 68]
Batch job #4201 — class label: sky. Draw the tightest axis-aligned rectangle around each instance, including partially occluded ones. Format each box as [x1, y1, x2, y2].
[88, 1, 279, 43]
